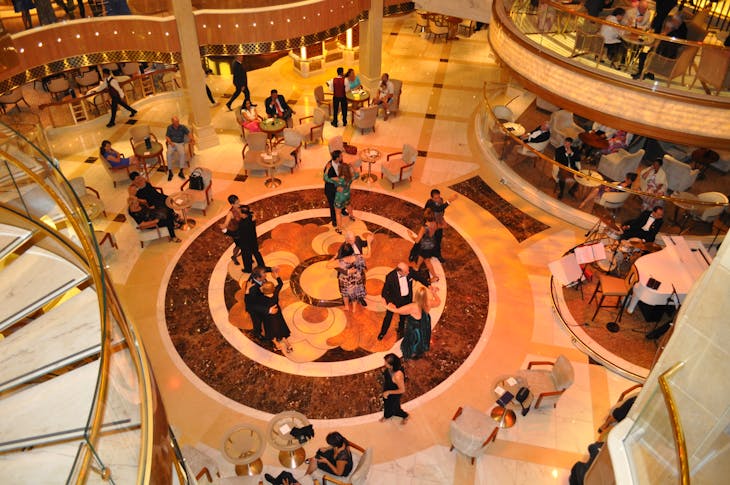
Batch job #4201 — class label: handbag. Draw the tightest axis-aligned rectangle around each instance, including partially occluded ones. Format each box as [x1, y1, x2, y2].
[343, 142, 358, 155]
[515, 386, 531, 416]
[189, 168, 204, 190]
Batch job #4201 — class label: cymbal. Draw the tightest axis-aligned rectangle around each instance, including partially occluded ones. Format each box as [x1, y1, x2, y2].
[643, 242, 662, 252]
[599, 216, 621, 231]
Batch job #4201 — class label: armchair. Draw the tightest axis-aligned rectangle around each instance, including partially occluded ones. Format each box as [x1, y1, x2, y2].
[0, 88, 31, 114]
[180, 444, 220, 484]
[275, 128, 303, 173]
[641, 46, 699, 87]
[100, 155, 131, 188]
[682, 192, 728, 233]
[596, 190, 631, 218]
[69, 177, 106, 219]
[597, 148, 645, 182]
[180, 167, 213, 215]
[381, 144, 417, 189]
[427, 19, 449, 42]
[127, 212, 168, 248]
[48, 77, 72, 102]
[352, 106, 378, 135]
[314, 85, 332, 118]
[121, 62, 140, 76]
[234, 108, 263, 142]
[662, 154, 699, 193]
[328, 136, 360, 170]
[241, 132, 268, 176]
[295, 108, 326, 147]
[690, 47, 730, 95]
[375, 79, 402, 119]
[515, 355, 574, 409]
[571, 29, 606, 68]
[313, 442, 372, 485]
[74, 70, 100, 95]
[448, 406, 499, 465]
[549, 110, 585, 148]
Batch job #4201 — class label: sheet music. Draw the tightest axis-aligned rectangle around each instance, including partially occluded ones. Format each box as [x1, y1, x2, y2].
[549, 253, 583, 286]
[574, 243, 607, 265]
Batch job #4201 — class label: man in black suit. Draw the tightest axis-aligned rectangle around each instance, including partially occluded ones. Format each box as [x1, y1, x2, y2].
[324, 151, 343, 229]
[554, 137, 580, 199]
[621, 206, 664, 242]
[378, 262, 431, 340]
[225, 55, 249, 111]
[520, 121, 550, 144]
[265, 89, 295, 122]
[244, 266, 272, 339]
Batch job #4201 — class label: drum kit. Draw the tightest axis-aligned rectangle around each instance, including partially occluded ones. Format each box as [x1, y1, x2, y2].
[587, 216, 661, 276]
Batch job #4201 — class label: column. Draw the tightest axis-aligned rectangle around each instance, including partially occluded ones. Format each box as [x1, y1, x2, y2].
[359, 0, 383, 90]
[170, 0, 219, 150]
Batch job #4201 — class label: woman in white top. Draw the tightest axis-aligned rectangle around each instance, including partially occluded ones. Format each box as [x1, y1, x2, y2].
[240, 99, 262, 132]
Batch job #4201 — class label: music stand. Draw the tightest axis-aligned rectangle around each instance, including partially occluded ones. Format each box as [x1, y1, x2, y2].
[549, 252, 585, 299]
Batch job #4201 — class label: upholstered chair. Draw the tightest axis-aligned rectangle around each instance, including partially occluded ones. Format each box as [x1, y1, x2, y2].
[515, 355, 575, 409]
[448, 406, 499, 465]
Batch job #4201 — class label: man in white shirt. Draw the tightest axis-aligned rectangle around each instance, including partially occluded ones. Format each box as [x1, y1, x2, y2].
[621, 206, 664, 242]
[600, 8, 627, 67]
[623, 0, 653, 30]
[90, 68, 137, 127]
[372, 73, 395, 120]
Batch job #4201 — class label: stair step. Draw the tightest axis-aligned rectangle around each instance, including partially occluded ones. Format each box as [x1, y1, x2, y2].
[0, 246, 89, 332]
[0, 287, 101, 393]
[0, 223, 34, 261]
[0, 360, 101, 452]
[0, 440, 83, 484]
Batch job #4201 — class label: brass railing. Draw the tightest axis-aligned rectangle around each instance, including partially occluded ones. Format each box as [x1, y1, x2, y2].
[658, 362, 690, 485]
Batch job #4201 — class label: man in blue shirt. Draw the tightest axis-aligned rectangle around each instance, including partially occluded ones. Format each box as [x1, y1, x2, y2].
[165, 116, 192, 181]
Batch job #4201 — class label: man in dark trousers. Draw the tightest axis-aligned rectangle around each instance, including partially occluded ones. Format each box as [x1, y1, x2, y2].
[264, 89, 295, 123]
[331, 67, 347, 127]
[378, 262, 431, 340]
[245, 266, 271, 340]
[555, 137, 580, 199]
[237, 205, 267, 274]
[620, 206, 664, 242]
[90, 68, 137, 127]
[225, 55, 249, 111]
[323, 150, 343, 230]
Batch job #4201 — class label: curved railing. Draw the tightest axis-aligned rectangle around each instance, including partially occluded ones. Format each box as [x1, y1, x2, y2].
[483, 81, 729, 212]
[506, 0, 730, 100]
[0, 120, 164, 483]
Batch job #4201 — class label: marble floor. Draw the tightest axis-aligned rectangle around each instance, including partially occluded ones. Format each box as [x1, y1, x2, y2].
[44, 13, 639, 484]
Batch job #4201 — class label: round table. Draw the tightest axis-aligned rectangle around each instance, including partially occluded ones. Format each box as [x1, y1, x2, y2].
[166, 191, 195, 230]
[669, 191, 700, 230]
[132, 140, 165, 178]
[622, 33, 653, 71]
[266, 411, 311, 468]
[347, 89, 370, 122]
[575, 169, 604, 199]
[221, 425, 265, 476]
[259, 152, 283, 188]
[359, 147, 381, 183]
[690, 148, 719, 180]
[490, 375, 525, 428]
[503, 122, 525, 138]
[260, 117, 287, 145]
[578, 132, 609, 164]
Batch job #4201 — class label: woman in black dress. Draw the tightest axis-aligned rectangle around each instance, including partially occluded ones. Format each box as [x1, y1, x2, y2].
[387, 286, 440, 360]
[260, 267, 293, 353]
[380, 353, 408, 424]
[412, 209, 439, 282]
[304, 431, 353, 477]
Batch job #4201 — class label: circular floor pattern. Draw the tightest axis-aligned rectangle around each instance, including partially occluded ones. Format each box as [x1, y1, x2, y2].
[164, 189, 489, 418]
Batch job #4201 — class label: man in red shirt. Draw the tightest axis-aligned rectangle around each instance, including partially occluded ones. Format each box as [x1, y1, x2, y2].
[331, 67, 347, 128]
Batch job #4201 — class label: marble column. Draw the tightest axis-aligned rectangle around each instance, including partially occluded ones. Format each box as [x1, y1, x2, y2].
[359, 0, 383, 90]
[170, 0, 219, 150]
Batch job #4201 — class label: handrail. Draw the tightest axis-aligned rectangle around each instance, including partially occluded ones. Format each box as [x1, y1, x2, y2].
[0, 120, 154, 483]
[483, 82, 729, 210]
[658, 362, 690, 485]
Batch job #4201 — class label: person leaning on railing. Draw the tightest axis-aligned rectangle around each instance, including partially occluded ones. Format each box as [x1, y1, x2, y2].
[632, 14, 687, 79]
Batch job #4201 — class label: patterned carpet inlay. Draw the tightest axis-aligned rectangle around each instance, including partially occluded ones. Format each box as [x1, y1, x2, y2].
[165, 190, 489, 418]
[450, 176, 550, 242]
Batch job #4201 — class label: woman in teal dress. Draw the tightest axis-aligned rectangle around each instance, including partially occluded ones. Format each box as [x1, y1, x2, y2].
[386, 285, 441, 359]
[323, 162, 358, 233]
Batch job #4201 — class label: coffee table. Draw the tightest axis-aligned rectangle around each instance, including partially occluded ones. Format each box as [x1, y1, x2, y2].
[575, 169, 604, 199]
[166, 191, 195, 230]
[221, 425, 265, 476]
[490, 375, 526, 428]
[260, 117, 287, 146]
[622, 33, 653, 72]
[578, 132, 609, 164]
[359, 147, 381, 183]
[346, 89, 370, 123]
[690, 148, 719, 180]
[503, 122, 525, 138]
[266, 411, 310, 468]
[259, 152, 283, 188]
[132, 140, 165, 178]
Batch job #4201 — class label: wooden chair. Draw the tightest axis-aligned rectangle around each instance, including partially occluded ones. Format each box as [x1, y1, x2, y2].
[328, 135, 360, 169]
[74, 70, 100, 94]
[275, 128, 303, 173]
[69, 177, 106, 219]
[314, 85, 332, 118]
[641, 45, 699, 87]
[241, 132, 268, 176]
[571, 29, 606, 68]
[0, 89, 30, 114]
[161, 72, 180, 91]
[414, 11, 429, 32]
[352, 105, 378, 134]
[121, 62, 140, 76]
[382, 144, 417, 189]
[449, 406, 498, 465]
[690, 46, 730, 95]
[427, 19, 449, 42]
[295, 108, 326, 147]
[588, 266, 639, 322]
[459, 19, 476, 36]
[516, 355, 575, 409]
[48, 77, 72, 101]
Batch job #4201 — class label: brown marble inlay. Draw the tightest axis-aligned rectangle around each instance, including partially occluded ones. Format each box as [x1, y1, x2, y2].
[165, 190, 489, 418]
[449, 176, 550, 242]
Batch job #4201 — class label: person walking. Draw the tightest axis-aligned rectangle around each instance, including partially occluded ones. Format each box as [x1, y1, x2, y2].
[330, 67, 347, 127]
[380, 353, 409, 424]
[90, 68, 137, 127]
[387, 286, 440, 360]
[244, 266, 270, 340]
[323, 150, 343, 230]
[225, 55, 249, 111]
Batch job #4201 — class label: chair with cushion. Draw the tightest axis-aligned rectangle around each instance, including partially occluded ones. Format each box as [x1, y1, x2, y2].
[549, 110, 585, 148]
[414, 10, 429, 32]
[180, 167, 213, 215]
[492, 105, 514, 123]
[295, 108, 326, 147]
[242, 132, 268, 176]
[314, 85, 332, 119]
[588, 266, 639, 322]
[375, 79, 402, 119]
[127, 212, 168, 248]
[596, 190, 631, 218]
[69, 177, 106, 219]
[516, 139, 550, 167]
[682, 192, 728, 233]
[640, 45, 699, 88]
[662, 154, 699, 193]
[515, 355, 575, 409]
[48, 77, 72, 101]
[381, 144, 417, 189]
[353, 106, 378, 135]
[571, 29, 606, 68]
[427, 19, 449, 42]
[598, 148, 645, 182]
[459, 19, 476, 36]
[328, 136, 361, 170]
[313, 442, 372, 485]
[275, 128, 303, 173]
[122, 62, 140, 76]
[100, 156, 132, 188]
[74, 70, 100, 95]
[448, 406, 499, 465]
[161, 71, 181, 91]
[0, 88, 31, 114]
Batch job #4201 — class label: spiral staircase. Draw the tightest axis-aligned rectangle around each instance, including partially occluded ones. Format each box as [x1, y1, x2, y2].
[0, 122, 179, 484]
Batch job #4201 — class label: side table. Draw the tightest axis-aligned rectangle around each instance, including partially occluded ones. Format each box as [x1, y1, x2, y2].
[166, 191, 195, 230]
[221, 425, 265, 476]
[490, 375, 526, 428]
[359, 147, 381, 183]
[259, 152, 283, 188]
[266, 411, 310, 468]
